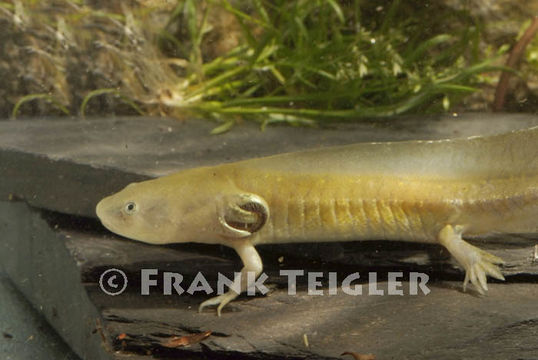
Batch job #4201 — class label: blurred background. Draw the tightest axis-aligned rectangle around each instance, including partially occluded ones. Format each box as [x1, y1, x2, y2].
[0, 0, 537, 132]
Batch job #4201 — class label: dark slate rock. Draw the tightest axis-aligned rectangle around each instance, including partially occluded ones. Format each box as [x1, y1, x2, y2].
[1, 113, 537, 217]
[0, 273, 80, 360]
[1, 201, 537, 360]
[0, 114, 537, 360]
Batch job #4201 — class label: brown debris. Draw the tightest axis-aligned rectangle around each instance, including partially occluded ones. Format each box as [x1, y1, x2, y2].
[160, 330, 212, 348]
[341, 351, 376, 360]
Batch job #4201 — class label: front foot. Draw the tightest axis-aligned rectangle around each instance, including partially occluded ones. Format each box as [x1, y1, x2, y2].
[197, 239, 263, 316]
[439, 225, 505, 294]
[198, 291, 239, 317]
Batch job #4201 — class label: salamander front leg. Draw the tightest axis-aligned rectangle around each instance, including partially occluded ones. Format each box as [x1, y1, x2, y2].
[438, 225, 505, 294]
[198, 240, 263, 316]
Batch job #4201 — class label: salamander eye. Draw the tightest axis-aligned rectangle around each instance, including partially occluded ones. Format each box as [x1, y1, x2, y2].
[124, 201, 138, 215]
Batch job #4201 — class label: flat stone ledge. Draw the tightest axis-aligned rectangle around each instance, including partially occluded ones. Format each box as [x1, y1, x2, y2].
[0, 114, 537, 359]
[1, 202, 537, 360]
[1, 113, 537, 217]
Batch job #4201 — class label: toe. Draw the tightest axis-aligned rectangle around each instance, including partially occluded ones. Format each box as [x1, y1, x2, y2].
[476, 264, 488, 292]
[481, 261, 505, 281]
[463, 271, 470, 292]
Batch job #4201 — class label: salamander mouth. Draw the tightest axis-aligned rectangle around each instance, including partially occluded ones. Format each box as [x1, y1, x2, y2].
[95, 198, 107, 219]
[96, 215, 119, 235]
[96, 198, 121, 234]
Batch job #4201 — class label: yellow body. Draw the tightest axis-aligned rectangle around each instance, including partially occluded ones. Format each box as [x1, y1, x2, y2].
[96, 126, 538, 315]
[231, 168, 536, 244]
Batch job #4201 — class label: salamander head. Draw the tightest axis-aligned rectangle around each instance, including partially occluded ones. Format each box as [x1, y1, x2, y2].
[96, 170, 222, 244]
[96, 168, 269, 245]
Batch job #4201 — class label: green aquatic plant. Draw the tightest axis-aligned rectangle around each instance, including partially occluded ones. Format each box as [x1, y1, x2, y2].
[4, 0, 505, 128]
[80, 88, 144, 117]
[156, 0, 504, 130]
[12, 93, 69, 118]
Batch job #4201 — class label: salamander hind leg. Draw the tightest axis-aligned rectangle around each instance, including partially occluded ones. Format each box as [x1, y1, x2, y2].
[438, 225, 505, 294]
